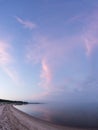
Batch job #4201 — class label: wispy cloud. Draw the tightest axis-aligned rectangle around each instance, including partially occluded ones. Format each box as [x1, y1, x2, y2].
[0, 41, 22, 86]
[2, 66, 22, 86]
[26, 10, 98, 101]
[41, 59, 51, 82]
[39, 59, 52, 89]
[65, 11, 98, 58]
[26, 35, 75, 65]
[83, 11, 98, 58]
[15, 16, 37, 30]
[0, 41, 12, 65]
[26, 35, 82, 100]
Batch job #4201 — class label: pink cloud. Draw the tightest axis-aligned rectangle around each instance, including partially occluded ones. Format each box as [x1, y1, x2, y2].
[15, 16, 37, 30]
[25, 10, 98, 100]
[26, 35, 81, 98]
[83, 11, 98, 57]
[40, 59, 52, 89]
[26, 35, 77, 66]
[41, 59, 51, 82]
[84, 38, 94, 57]
[0, 41, 23, 86]
[2, 66, 23, 86]
[65, 10, 98, 58]
[0, 41, 12, 64]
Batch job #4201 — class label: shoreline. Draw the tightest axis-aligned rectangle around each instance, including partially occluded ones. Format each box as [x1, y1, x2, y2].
[0, 104, 97, 130]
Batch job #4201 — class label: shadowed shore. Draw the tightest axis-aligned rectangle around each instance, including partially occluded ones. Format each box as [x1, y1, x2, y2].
[0, 104, 97, 130]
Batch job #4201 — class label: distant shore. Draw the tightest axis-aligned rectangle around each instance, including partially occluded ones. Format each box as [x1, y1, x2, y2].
[0, 104, 97, 130]
[0, 99, 28, 105]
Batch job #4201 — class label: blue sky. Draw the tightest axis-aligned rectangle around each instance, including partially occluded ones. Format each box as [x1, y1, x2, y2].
[0, 0, 98, 102]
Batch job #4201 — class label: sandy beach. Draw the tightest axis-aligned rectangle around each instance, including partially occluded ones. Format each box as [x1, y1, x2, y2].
[0, 104, 97, 130]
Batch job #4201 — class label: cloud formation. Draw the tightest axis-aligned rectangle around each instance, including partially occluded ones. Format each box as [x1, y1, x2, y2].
[40, 59, 51, 89]
[83, 11, 98, 57]
[0, 41, 11, 65]
[26, 35, 82, 99]
[0, 41, 22, 86]
[26, 10, 98, 101]
[15, 16, 37, 30]
[2, 66, 22, 86]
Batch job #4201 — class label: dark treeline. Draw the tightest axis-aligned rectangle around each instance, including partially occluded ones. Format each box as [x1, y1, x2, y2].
[0, 99, 28, 105]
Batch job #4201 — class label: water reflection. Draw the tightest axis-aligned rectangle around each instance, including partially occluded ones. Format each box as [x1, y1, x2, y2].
[15, 102, 98, 128]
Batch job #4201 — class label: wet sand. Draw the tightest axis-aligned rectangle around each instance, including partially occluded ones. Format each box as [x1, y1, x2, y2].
[0, 104, 97, 130]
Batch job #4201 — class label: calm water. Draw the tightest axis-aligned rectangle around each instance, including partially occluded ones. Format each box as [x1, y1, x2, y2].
[15, 102, 98, 128]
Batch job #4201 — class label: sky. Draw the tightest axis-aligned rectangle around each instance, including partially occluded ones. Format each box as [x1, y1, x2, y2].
[0, 0, 98, 102]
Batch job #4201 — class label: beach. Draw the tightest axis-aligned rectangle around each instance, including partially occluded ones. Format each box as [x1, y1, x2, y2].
[0, 104, 97, 130]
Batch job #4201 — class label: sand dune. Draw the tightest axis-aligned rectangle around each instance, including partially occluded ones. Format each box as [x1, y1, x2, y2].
[0, 104, 97, 130]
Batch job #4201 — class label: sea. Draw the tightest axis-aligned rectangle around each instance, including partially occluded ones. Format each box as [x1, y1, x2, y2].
[15, 102, 98, 128]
